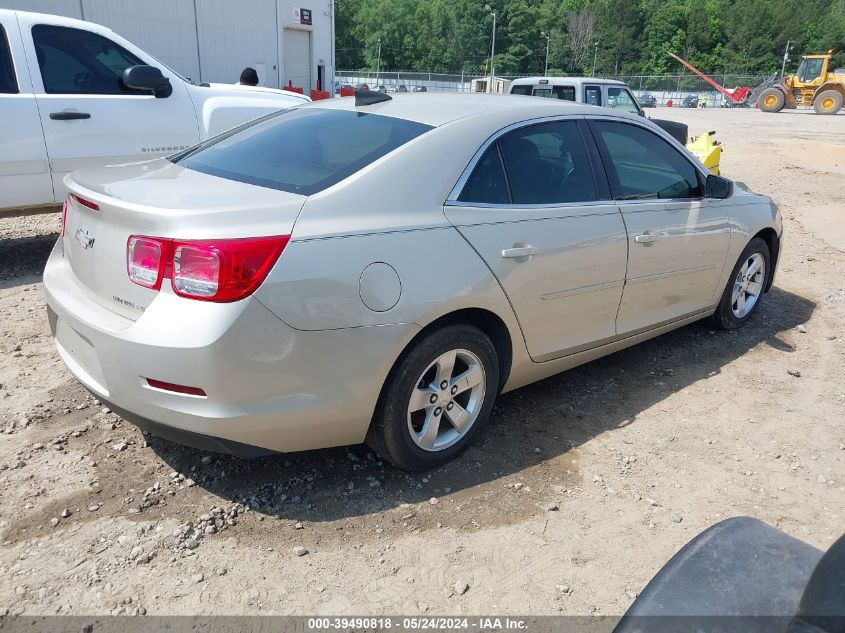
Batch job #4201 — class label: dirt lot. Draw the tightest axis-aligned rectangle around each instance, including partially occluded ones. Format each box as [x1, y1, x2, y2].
[1, 108, 843, 617]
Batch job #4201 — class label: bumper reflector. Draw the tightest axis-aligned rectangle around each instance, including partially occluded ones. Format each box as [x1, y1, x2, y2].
[146, 378, 207, 397]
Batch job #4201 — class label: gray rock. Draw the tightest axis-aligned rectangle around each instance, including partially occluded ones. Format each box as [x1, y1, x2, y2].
[292, 546, 309, 557]
[216, 568, 227, 576]
[787, 369, 802, 378]
[61, 508, 71, 518]
[671, 513, 683, 524]
[545, 502, 560, 512]
[191, 573, 204, 583]
[453, 580, 469, 596]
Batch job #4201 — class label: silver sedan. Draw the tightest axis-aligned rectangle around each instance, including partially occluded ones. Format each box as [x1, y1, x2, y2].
[44, 92, 782, 470]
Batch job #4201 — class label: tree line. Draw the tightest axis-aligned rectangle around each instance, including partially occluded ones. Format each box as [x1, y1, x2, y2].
[335, 0, 845, 77]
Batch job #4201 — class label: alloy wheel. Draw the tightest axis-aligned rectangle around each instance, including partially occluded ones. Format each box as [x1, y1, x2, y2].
[407, 349, 486, 452]
[731, 253, 766, 318]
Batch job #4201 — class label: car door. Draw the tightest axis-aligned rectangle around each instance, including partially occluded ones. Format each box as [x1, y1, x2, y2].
[444, 118, 628, 362]
[18, 16, 200, 200]
[0, 16, 53, 210]
[588, 118, 732, 335]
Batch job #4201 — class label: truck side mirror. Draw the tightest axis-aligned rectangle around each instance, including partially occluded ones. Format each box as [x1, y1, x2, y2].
[123, 65, 172, 98]
[705, 174, 733, 199]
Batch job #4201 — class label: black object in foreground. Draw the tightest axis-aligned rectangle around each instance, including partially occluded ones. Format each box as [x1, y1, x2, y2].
[615, 516, 845, 633]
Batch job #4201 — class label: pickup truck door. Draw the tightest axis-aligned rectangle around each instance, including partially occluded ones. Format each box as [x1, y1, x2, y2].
[0, 15, 53, 211]
[587, 118, 731, 335]
[444, 118, 628, 362]
[16, 14, 200, 200]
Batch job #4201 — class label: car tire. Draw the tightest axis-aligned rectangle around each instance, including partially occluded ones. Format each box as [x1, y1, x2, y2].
[367, 324, 499, 471]
[711, 237, 771, 330]
[813, 90, 843, 115]
[758, 88, 785, 113]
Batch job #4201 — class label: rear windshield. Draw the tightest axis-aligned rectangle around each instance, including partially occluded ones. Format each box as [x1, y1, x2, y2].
[172, 108, 432, 195]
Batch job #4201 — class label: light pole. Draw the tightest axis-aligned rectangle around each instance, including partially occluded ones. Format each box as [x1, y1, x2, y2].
[541, 30, 550, 76]
[485, 4, 496, 93]
[780, 40, 793, 78]
[592, 40, 598, 76]
[376, 38, 381, 87]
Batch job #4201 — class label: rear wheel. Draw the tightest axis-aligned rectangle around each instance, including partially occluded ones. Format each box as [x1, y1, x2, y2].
[813, 90, 843, 115]
[712, 237, 770, 330]
[367, 324, 498, 471]
[758, 88, 785, 113]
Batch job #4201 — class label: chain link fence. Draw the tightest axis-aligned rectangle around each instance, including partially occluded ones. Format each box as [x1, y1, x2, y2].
[335, 70, 770, 107]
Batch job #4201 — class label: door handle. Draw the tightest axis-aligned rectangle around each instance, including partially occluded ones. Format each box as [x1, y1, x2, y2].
[501, 245, 539, 259]
[50, 112, 91, 120]
[634, 233, 659, 245]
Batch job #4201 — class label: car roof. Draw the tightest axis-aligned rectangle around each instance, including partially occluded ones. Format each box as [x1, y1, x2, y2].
[306, 92, 627, 127]
[510, 76, 626, 87]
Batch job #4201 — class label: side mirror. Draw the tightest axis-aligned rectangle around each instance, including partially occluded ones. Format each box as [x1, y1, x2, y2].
[705, 174, 733, 199]
[122, 65, 172, 98]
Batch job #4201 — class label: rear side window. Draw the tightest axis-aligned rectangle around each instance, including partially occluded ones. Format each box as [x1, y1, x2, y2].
[591, 121, 702, 200]
[0, 25, 17, 94]
[510, 85, 532, 96]
[497, 121, 597, 205]
[458, 144, 509, 204]
[584, 85, 602, 106]
[32, 24, 145, 94]
[174, 108, 432, 195]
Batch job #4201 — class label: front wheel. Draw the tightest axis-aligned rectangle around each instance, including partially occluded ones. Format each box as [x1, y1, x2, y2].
[758, 88, 785, 113]
[711, 237, 771, 330]
[367, 324, 499, 471]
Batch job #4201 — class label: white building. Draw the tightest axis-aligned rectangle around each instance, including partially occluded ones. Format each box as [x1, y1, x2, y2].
[0, 0, 335, 91]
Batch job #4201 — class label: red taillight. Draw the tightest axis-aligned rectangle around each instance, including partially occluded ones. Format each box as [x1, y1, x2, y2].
[127, 235, 289, 302]
[61, 200, 68, 237]
[69, 193, 99, 212]
[146, 378, 206, 397]
[127, 236, 170, 290]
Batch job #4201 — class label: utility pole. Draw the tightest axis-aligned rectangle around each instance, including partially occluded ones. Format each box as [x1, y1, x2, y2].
[592, 40, 598, 76]
[485, 5, 496, 93]
[376, 38, 381, 87]
[780, 40, 792, 78]
[541, 30, 550, 76]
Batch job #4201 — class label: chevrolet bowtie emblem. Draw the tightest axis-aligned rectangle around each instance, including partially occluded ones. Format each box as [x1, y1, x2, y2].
[75, 227, 95, 250]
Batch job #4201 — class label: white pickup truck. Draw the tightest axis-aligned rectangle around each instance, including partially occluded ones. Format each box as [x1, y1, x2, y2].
[0, 9, 309, 216]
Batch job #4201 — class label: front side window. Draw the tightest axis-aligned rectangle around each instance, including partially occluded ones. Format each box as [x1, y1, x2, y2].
[510, 84, 532, 96]
[32, 24, 145, 94]
[607, 87, 640, 114]
[591, 121, 702, 200]
[496, 121, 597, 205]
[174, 108, 432, 195]
[0, 25, 17, 94]
[584, 85, 602, 106]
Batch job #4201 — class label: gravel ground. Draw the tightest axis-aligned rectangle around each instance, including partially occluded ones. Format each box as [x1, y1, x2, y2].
[0, 107, 843, 617]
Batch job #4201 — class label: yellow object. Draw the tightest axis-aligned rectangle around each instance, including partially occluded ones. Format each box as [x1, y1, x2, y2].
[757, 53, 845, 115]
[687, 131, 722, 175]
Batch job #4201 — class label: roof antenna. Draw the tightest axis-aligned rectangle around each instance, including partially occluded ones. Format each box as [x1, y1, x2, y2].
[355, 90, 392, 106]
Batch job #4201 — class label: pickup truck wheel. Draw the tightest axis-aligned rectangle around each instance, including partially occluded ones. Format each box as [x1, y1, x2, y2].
[758, 88, 785, 113]
[711, 237, 770, 330]
[813, 90, 843, 115]
[367, 324, 499, 471]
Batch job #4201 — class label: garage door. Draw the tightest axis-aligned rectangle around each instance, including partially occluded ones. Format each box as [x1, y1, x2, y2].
[283, 28, 311, 91]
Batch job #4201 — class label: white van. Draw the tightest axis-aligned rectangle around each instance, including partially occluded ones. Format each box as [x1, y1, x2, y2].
[508, 76, 688, 145]
[0, 9, 309, 216]
[509, 76, 644, 115]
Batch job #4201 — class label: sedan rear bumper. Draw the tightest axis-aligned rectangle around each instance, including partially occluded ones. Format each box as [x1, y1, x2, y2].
[43, 240, 418, 454]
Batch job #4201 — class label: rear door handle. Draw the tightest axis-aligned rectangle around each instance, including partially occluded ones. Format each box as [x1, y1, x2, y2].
[50, 112, 91, 120]
[502, 245, 539, 259]
[634, 233, 659, 245]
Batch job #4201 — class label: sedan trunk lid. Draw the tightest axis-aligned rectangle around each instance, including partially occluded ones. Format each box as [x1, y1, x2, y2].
[63, 158, 306, 320]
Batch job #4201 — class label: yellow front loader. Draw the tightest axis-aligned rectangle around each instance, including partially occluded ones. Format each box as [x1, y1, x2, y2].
[757, 53, 845, 115]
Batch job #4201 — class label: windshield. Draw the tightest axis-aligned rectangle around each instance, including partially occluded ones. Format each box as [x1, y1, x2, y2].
[172, 108, 432, 195]
[796, 58, 824, 81]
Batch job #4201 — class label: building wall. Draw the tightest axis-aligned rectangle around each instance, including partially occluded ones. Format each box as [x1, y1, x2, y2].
[0, 0, 334, 90]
